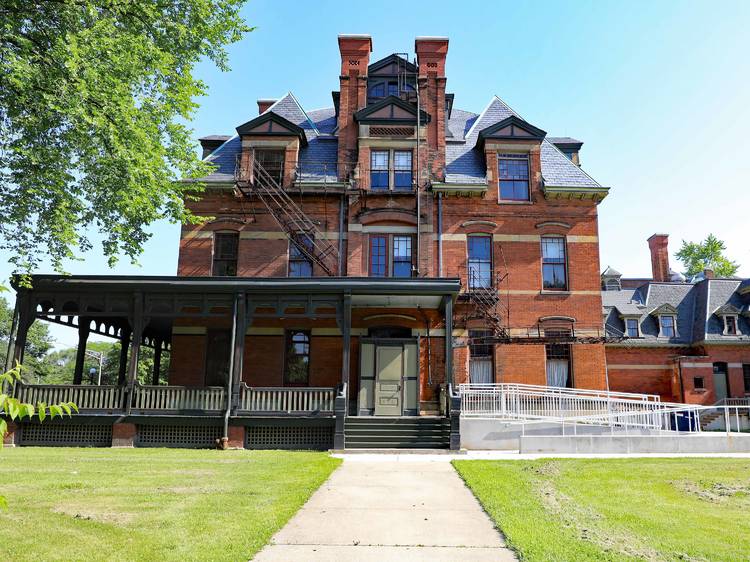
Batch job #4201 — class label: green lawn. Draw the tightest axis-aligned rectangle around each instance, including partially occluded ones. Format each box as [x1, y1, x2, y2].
[0, 448, 340, 561]
[454, 458, 750, 562]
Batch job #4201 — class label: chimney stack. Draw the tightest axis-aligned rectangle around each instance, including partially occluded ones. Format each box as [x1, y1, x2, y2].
[198, 135, 230, 159]
[257, 99, 277, 114]
[415, 37, 449, 181]
[703, 268, 715, 280]
[336, 34, 372, 168]
[647, 234, 670, 282]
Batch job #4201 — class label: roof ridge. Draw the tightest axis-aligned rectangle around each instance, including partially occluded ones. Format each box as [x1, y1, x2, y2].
[287, 91, 320, 135]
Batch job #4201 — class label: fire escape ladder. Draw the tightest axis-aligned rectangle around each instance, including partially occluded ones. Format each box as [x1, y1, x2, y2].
[467, 269, 509, 340]
[235, 157, 340, 276]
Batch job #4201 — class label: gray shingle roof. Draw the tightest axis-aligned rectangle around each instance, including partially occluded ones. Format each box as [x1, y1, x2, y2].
[603, 278, 750, 345]
[195, 93, 603, 189]
[444, 96, 602, 189]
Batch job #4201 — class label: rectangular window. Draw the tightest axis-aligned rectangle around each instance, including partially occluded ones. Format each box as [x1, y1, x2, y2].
[469, 330, 494, 384]
[255, 149, 285, 186]
[659, 315, 675, 338]
[468, 235, 492, 289]
[499, 155, 529, 201]
[541, 237, 567, 291]
[289, 234, 313, 278]
[546, 344, 571, 388]
[369, 234, 414, 277]
[393, 151, 413, 190]
[370, 235, 388, 277]
[743, 364, 750, 393]
[212, 232, 239, 276]
[284, 330, 310, 385]
[392, 235, 413, 277]
[694, 376, 705, 390]
[370, 150, 390, 191]
[724, 315, 738, 335]
[625, 318, 639, 338]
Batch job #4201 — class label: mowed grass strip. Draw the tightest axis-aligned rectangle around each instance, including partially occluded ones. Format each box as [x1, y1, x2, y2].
[0, 447, 341, 561]
[453, 458, 750, 562]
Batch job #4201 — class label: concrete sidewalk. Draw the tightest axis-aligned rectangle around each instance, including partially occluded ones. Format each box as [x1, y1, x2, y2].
[252, 458, 516, 561]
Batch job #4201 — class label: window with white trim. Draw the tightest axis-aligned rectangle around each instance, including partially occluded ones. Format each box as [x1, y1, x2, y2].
[722, 315, 739, 335]
[658, 315, 676, 338]
[541, 237, 567, 291]
[625, 318, 640, 338]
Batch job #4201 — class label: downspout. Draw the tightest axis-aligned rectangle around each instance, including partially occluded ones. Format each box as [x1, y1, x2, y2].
[414, 56, 421, 276]
[437, 192, 443, 277]
[338, 193, 345, 275]
[222, 295, 239, 447]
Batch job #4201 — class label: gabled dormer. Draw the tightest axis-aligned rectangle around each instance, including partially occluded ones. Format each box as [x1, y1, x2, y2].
[649, 303, 678, 338]
[714, 303, 742, 336]
[366, 54, 417, 104]
[476, 115, 547, 148]
[354, 95, 430, 126]
[236, 112, 308, 146]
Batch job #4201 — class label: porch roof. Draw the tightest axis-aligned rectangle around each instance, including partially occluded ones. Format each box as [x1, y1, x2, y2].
[16, 275, 462, 298]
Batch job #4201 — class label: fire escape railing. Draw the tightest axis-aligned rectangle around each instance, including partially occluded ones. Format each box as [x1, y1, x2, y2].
[466, 267, 509, 340]
[235, 157, 341, 276]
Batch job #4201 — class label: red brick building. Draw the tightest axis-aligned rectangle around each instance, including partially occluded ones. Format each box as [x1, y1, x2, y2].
[7, 34, 614, 449]
[602, 235, 750, 404]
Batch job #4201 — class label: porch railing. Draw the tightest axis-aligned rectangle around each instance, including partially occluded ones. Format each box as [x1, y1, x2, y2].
[131, 384, 226, 413]
[237, 384, 336, 415]
[15, 382, 125, 412]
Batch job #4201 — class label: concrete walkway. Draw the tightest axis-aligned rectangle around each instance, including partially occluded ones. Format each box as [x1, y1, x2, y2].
[252, 458, 516, 561]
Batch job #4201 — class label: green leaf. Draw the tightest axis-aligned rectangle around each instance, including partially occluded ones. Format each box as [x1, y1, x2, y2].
[49, 404, 62, 419]
[0, 495, 7, 510]
[0, 418, 7, 440]
[37, 403, 46, 423]
[23, 403, 35, 419]
[60, 403, 71, 416]
[68, 402, 79, 414]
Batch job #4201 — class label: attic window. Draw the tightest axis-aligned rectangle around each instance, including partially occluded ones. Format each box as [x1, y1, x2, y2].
[658, 315, 676, 338]
[604, 278, 621, 291]
[498, 154, 530, 201]
[625, 318, 640, 338]
[723, 315, 739, 335]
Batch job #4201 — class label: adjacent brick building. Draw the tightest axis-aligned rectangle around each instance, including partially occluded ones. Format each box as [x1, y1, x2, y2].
[602, 235, 750, 404]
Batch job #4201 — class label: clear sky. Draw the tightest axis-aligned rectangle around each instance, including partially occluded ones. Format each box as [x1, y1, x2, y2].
[2, 0, 749, 348]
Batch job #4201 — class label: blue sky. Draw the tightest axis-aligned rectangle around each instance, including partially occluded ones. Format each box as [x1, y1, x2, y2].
[2, 0, 749, 347]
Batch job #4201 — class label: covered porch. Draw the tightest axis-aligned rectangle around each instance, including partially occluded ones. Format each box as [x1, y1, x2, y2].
[6, 276, 460, 448]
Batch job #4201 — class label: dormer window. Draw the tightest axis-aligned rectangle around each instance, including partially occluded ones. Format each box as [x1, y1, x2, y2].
[370, 149, 412, 191]
[625, 318, 640, 338]
[368, 82, 385, 98]
[659, 315, 676, 338]
[498, 154, 530, 201]
[723, 315, 738, 335]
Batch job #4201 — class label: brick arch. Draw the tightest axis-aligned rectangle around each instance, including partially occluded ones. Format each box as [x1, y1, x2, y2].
[535, 221, 571, 237]
[358, 208, 418, 226]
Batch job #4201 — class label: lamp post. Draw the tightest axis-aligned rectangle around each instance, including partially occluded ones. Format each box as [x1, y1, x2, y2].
[84, 349, 105, 385]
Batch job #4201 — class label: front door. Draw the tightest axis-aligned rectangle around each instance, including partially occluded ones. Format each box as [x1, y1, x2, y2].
[375, 345, 403, 416]
[713, 363, 729, 401]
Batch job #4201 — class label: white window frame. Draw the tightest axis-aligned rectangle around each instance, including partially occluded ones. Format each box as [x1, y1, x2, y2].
[722, 314, 740, 336]
[624, 317, 641, 338]
[658, 315, 677, 338]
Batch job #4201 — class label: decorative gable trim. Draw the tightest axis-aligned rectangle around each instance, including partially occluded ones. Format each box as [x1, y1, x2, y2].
[649, 303, 678, 316]
[236, 112, 308, 147]
[368, 54, 417, 76]
[354, 96, 430, 125]
[714, 304, 741, 316]
[477, 115, 547, 148]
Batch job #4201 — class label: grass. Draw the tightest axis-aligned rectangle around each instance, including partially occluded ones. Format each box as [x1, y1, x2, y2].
[0, 447, 340, 561]
[453, 458, 750, 562]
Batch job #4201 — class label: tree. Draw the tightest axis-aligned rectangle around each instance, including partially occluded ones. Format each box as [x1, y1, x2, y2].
[0, 1, 251, 273]
[0, 296, 55, 375]
[675, 234, 740, 278]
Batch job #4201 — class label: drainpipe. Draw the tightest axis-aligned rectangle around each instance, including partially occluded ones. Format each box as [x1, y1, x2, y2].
[414, 56, 421, 277]
[222, 295, 239, 448]
[338, 193, 345, 275]
[437, 192, 443, 277]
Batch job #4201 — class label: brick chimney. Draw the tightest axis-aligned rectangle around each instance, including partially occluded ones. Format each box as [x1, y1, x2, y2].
[415, 37, 449, 182]
[647, 234, 670, 282]
[703, 268, 715, 279]
[257, 99, 277, 114]
[336, 34, 372, 170]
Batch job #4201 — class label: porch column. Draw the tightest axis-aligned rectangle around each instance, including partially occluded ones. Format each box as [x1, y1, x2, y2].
[444, 296, 453, 386]
[151, 339, 162, 386]
[72, 319, 91, 385]
[229, 292, 247, 412]
[9, 293, 33, 369]
[340, 293, 352, 386]
[125, 293, 144, 414]
[117, 326, 131, 385]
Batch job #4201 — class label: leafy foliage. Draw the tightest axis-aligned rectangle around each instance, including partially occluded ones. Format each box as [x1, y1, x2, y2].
[0, 0, 251, 272]
[675, 234, 739, 278]
[0, 296, 55, 371]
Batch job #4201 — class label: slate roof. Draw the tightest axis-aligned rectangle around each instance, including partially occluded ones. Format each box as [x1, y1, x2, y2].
[195, 92, 603, 189]
[547, 136, 583, 146]
[603, 278, 750, 345]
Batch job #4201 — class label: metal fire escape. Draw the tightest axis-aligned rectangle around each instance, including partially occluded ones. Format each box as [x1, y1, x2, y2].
[466, 269, 510, 342]
[234, 156, 341, 276]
